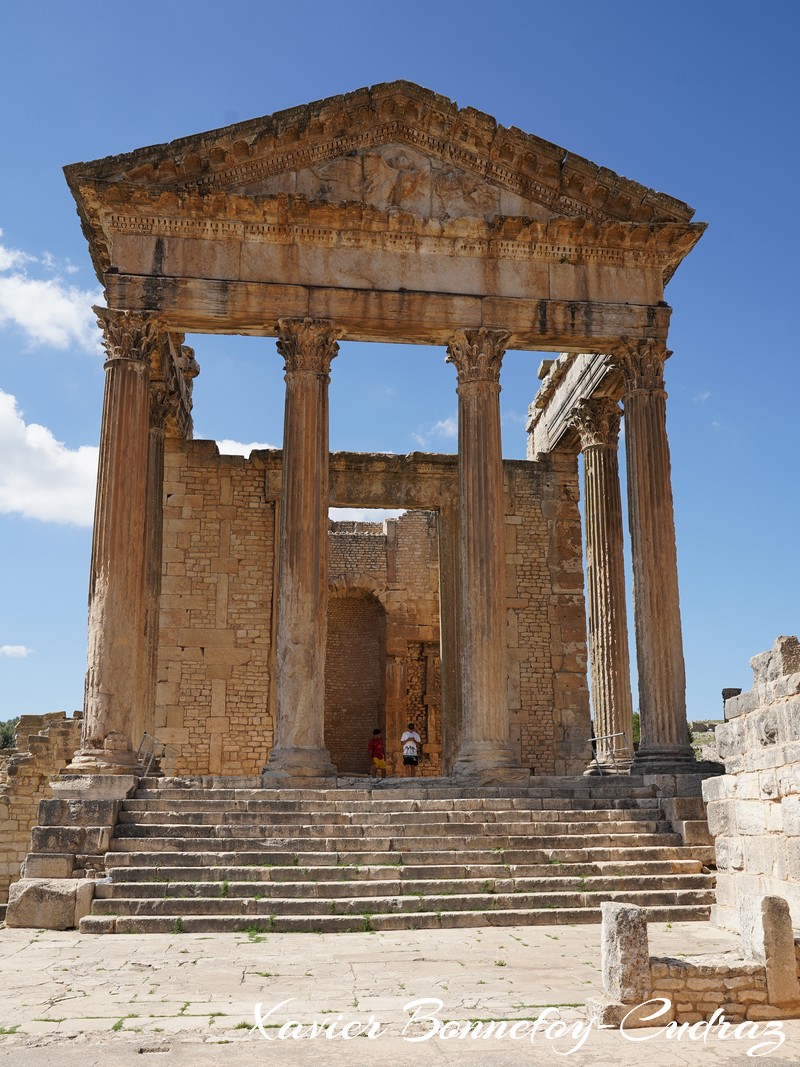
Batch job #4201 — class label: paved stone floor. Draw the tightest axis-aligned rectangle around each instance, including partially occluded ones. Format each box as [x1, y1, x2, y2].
[0, 921, 797, 1065]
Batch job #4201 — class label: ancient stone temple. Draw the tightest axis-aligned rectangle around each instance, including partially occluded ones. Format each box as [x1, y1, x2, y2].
[60, 80, 704, 783]
[5, 82, 729, 934]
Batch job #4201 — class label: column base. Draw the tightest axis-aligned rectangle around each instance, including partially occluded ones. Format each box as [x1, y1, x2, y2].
[452, 741, 529, 786]
[64, 733, 142, 776]
[631, 744, 697, 776]
[583, 759, 632, 777]
[261, 745, 337, 784]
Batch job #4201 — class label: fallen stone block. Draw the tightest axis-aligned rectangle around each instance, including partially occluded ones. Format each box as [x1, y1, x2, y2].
[5, 877, 94, 930]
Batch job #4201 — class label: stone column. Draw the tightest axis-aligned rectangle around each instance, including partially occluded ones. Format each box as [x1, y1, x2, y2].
[612, 338, 695, 771]
[572, 398, 634, 771]
[446, 328, 518, 777]
[68, 308, 161, 774]
[263, 318, 339, 781]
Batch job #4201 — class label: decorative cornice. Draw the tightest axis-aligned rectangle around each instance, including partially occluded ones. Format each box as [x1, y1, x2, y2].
[277, 318, 339, 377]
[610, 338, 669, 394]
[67, 83, 696, 226]
[80, 182, 704, 279]
[446, 328, 510, 386]
[94, 307, 162, 365]
[571, 397, 622, 450]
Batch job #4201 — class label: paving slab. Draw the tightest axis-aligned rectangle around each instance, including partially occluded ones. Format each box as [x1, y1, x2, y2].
[0, 921, 798, 1065]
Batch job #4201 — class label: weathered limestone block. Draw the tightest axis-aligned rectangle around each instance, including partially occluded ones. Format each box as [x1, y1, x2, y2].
[601, 901, 650, 1003]
[752, 637, 800, 686]
[739, 894, 800, 1006]
[6, 878, 94, 930]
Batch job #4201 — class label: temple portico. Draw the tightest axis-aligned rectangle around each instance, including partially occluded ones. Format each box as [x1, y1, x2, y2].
[62, 81, 706, 782]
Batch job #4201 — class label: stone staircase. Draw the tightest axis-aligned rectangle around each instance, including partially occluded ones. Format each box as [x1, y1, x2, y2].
[81, 776, 716, 933]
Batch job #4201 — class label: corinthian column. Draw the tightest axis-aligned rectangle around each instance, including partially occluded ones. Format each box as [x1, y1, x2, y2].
[572, 397, 634, 772]
[68, 308, 161, 774]
[446, 328, 518, 777]
[612, 338, 695, 772]
[263, 318, 339, 781]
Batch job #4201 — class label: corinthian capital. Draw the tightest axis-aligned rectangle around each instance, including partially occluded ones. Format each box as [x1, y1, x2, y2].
[277, 318, 339, 377]
[571, 397, 622, 450]
[94, 307, 162, 365]
[610, 338, 670, 393]
[446, 328, 511, 386]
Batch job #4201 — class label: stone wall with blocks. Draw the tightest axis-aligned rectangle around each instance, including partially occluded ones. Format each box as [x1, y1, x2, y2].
[0, 712, 83, 904]
[155, 441, 590, 777]
[703, 636, 800, 929]
[588, 896, 800, 1028]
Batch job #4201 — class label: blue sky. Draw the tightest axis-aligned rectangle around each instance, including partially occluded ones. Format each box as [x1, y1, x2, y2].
[0, 1, 797, 726]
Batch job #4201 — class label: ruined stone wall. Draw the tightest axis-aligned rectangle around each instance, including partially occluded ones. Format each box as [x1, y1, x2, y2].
[156, 443, 589, 777]
[704, 636, 800, 930]
[509, 452, 590, 775]
[156, 440, 275, 775]
[0, 713, 83, 903]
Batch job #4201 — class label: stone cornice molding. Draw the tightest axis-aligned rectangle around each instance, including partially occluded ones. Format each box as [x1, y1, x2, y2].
[446, 328, 510, 387]
[79, 182, 704, 280]
[611, 338, 670, 394]
[94, 307, 162, 366]
[277, 318, 339, 378]
[571, 397, 623, 450]
[66, 82, 696, 227]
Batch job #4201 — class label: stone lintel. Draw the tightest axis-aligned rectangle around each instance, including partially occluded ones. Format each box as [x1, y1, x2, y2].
[105, 274, 671, 351]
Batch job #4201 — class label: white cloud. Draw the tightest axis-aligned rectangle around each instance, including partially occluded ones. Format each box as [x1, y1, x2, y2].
[693, 390, 712, 404]
[0, 230, 101, 351]
[0, 645, 33, 658]
[215, 438, 278, 456]
[412, 414, 458, 448]
[0, 390, 97, 526]
[431, 416, 457, 438]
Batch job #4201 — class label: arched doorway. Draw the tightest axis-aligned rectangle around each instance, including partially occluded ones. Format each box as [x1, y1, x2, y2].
[324, 590, 387, 774]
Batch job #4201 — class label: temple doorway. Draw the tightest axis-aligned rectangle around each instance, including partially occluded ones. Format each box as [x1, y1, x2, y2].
[324, 590, 387, 775]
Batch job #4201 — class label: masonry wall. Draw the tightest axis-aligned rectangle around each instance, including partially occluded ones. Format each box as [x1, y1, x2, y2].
[0, 713, 83, 903]
[704, 636, 800, 930]
[328, 512, 441, 776]
[155, 442, 590, 777]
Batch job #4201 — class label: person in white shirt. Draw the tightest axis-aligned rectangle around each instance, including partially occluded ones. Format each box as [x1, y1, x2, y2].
[400, 722, 422, 778]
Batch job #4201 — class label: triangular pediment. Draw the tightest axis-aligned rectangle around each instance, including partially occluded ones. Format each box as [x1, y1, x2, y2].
[66, 81, 696, 229]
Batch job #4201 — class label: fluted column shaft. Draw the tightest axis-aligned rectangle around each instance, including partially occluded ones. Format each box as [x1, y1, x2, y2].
[573, 398, 634, 769]
[614, 339, 694, 770]
[446, 329, 517, 775]
[264, 318, 339, 780]
[70, 308, 161, 773]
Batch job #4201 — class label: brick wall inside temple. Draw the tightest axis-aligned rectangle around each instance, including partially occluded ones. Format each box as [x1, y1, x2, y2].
[154, 441, 590, 777]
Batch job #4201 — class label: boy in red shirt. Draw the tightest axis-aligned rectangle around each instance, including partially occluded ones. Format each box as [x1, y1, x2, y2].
[368, 728, 388, 779]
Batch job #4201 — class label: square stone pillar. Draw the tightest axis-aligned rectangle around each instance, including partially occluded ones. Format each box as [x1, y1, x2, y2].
[740, 894, 800, 1006]
[263, 319, 339, 782]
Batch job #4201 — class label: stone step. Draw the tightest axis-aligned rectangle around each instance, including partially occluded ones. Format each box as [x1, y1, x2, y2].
[123, 796, 663, 814]
[111, 819, 669, 836]
[90, 886, 716, 918]
[116, 807, 663, 826]
[81, 902, 711, 935]
[131, 781, 657, 798]
[107, 857, 706, 882]
[97, 873, 714, 900]
[107, 844, 709, 867]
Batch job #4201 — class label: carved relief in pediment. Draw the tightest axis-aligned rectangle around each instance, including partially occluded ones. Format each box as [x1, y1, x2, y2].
[230, 143, 551, 222]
